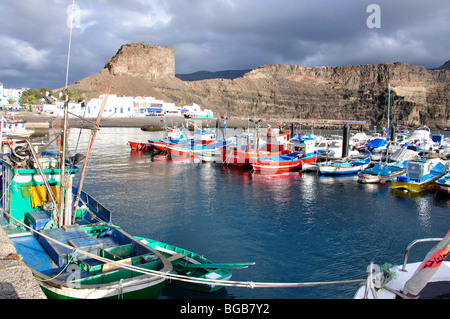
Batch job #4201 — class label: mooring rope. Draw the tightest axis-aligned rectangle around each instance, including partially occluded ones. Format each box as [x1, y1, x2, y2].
[2, 210, 364, 289]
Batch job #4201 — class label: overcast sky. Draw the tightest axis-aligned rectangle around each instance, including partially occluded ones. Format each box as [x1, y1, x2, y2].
[1, 0, 449, 89]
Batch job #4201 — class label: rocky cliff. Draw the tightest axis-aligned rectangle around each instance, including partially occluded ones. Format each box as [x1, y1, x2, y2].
[67, 43, 450, 129]
[105, 43, 175, 78]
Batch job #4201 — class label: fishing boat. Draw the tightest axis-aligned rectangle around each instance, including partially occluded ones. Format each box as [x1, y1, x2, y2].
[354, 230, 450, 299]
[319, 156, 371, 175]
[128, 141, 153, 151]
[251, 151, 320, 172]
[194, 138, 232, 163]
[389, 160, 447, 192]
[365, 138, 387, 161]
[221, 129, 291, 167]
[1, 116, 35, 142]
[433, 172, 450, 194]
[349, 132, 370, 151]
[135, 237, 254, 293]
[357, 160, 408, 184]
[0, 136, 173, 299]
[0, 12, 177, 296]
[147, 124, 192, 152]
[406, 126, 439, 152]
[193, 126, 217, 146]
[252, 135, 320, 172]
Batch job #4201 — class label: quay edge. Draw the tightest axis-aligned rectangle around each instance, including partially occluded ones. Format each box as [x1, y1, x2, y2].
[0, 226, 46, 299]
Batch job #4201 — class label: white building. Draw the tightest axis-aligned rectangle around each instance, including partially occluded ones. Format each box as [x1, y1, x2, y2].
[0, 83, 28, 106]
[182, 103, 214, 118]
[43, 95, 213, 118]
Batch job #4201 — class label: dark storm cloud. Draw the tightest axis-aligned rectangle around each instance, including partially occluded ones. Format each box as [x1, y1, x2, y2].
[0, 0, 449, 90]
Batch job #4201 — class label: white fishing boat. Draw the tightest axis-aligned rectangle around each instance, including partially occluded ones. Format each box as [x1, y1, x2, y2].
[406, 126, 439, 152]
[1, 116, 35, 141]
[354, 230, 450, 299]
[319, 156, 371, 175]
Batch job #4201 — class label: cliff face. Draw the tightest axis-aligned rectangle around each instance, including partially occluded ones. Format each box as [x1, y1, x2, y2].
[68, 43, 450, 129]
[105, 42, 175, 78]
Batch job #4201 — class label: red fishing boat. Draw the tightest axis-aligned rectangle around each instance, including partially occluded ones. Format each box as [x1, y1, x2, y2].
[221, 128, 292, 167]
[252, 135, 319, 172]
[128, 141, 153, 151]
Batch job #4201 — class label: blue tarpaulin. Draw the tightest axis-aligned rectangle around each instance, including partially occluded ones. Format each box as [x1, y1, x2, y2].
[366, 138, 387, 149]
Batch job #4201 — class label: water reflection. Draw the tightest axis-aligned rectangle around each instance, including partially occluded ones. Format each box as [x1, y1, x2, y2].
[61, 127, 450, 299]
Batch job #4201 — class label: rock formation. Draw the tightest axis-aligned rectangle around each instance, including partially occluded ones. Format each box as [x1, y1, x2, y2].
[67, 43, 450, 129]
[105, 43, 175, 78]
[438, 59, 450, 70]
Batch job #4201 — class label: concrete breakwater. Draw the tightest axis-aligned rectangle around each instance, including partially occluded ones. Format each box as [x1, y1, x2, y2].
[15, 111, 369, 132]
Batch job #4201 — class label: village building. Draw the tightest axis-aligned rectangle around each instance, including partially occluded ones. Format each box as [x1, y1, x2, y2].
[42, 95, 214, 118]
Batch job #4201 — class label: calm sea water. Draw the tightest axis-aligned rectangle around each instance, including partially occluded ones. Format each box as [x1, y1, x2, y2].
[66, 127, 450, 299]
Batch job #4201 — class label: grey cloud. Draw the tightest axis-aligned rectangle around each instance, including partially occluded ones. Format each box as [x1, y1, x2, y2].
[0, 0, 448, 89]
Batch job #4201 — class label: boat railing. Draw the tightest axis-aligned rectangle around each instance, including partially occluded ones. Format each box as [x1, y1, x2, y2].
[401, 238, 443, 272]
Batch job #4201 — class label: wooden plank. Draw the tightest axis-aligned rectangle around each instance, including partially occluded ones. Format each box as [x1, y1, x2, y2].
[167, 253, 186, 262]
[102, 257, 132, 272]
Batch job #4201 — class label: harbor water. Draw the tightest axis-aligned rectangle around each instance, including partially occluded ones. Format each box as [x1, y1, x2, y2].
[68, 127, 450, 299]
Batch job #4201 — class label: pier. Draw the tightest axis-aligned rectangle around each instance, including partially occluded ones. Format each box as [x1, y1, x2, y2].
[0, 226, 45, 299]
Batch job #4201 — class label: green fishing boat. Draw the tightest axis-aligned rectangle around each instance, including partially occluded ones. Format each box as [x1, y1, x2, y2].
[135, 236, 255, 293]
[0, 138, 173, 299]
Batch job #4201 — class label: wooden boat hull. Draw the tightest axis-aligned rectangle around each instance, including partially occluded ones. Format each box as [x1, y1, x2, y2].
[135, 236, 233, 293]
[222, 147, 291, 167]
[435, 183, 450, 194]
[148, 139, 176, 151]
[319, 157, 371, 175]
[320, 164, 370, 175]
[34, 268, 166, 299]
[357, 169, 406, 184]
[252, 152, 320, 172]
[435, 173, 450, 194]
[9, 222, 172, 299]
[128, 141, 153, 151]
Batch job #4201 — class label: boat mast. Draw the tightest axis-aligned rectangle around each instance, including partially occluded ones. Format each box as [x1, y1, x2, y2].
[387, 83, 391, 141]
[59, 0, 77, 227]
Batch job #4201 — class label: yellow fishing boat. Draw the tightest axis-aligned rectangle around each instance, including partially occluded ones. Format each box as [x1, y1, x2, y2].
[390, 160, 447, 192]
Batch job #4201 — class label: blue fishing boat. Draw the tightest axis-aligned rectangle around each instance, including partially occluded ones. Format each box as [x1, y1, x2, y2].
[390, 161, 447, 192]
[357, 160, 408, 184]
[319, 156, 371, 175]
